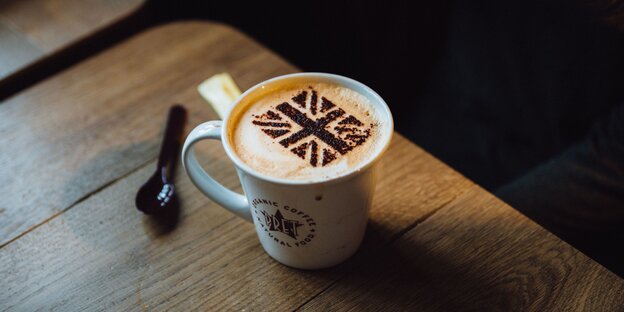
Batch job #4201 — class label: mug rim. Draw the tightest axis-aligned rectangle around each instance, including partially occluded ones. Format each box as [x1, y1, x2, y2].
[221, 72, 394, 186]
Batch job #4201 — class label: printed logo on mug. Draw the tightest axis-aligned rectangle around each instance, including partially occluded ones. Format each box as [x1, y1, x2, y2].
[182, 73, 393, 269]
[251, 198, 317, 248]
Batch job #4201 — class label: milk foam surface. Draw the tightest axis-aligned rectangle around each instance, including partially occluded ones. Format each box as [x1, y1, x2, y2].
[230, 82, 383, 182]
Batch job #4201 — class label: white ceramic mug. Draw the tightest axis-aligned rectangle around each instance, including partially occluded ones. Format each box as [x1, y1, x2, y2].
[181, 73, 393, 269]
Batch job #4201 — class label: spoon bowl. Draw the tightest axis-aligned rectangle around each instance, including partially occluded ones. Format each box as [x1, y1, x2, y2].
[136, 170, 178, 214]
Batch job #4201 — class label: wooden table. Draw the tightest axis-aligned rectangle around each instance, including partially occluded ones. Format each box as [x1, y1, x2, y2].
[1, 22, 622, 311]
[0, 0, 144, 83]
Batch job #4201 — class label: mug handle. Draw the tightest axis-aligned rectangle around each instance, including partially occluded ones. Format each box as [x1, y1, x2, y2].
[181, 120, 252, 222]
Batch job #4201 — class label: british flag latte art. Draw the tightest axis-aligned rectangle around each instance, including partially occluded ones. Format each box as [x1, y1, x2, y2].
[230, 82, 383, 181]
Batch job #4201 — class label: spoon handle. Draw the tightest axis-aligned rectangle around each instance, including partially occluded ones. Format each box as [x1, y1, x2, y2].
[158, 105, 187, 179]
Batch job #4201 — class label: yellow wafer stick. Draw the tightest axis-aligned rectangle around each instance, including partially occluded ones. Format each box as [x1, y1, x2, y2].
[197, 73, 242, 119]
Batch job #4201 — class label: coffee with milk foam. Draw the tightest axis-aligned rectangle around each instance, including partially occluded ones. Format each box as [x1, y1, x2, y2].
[230, 82, 383, 182]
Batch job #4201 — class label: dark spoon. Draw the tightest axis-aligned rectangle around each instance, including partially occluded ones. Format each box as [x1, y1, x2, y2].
[136, 105, 187, 215]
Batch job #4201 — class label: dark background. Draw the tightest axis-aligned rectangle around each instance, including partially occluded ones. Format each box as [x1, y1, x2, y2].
[147, 0, 624, 191]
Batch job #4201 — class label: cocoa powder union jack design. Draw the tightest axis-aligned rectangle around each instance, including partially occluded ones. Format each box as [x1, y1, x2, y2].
[252, 86, 373, 167]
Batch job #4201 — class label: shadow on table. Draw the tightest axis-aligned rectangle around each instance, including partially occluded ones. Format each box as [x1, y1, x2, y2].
[312, 220, 523, 311]
[141, 200, 180, 237]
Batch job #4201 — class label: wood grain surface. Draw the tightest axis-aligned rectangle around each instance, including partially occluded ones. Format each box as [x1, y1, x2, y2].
[301, 185, 624, 311]
[0, 0, 144, 81]
[0, 21, 296, 246]
[0, 133, 470, 310]
[1, 21, 622, 311]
